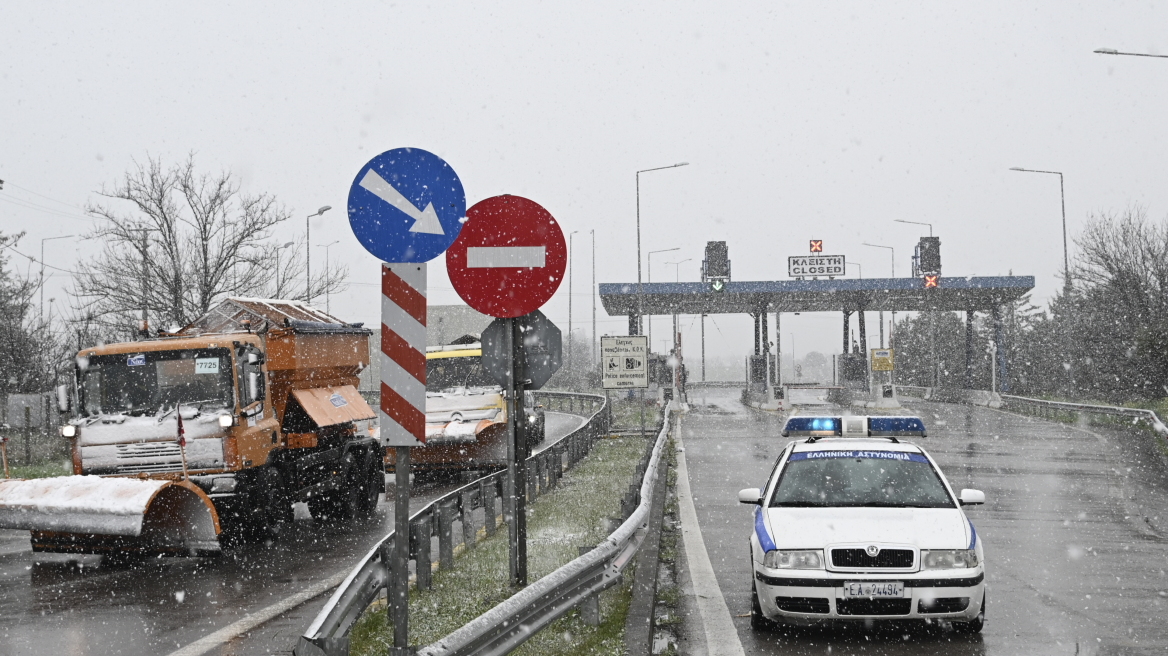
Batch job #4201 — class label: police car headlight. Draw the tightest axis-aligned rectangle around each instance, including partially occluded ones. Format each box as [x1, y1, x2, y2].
[921, 549, 978, 570]
[764, 549, 824, 569]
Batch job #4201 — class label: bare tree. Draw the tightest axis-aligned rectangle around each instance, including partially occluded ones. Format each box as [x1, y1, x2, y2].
[74, 155, 347, 335]
[0, 232, 68, 395]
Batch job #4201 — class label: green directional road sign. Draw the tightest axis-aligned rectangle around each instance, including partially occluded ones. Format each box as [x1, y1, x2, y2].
[709, 279, 727, 292]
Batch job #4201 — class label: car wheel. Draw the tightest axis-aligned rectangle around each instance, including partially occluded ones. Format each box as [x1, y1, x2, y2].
[750, 581, 777, 632]
[954, 592, 985, 634]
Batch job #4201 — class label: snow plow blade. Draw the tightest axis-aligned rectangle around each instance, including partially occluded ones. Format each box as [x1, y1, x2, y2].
[0, 476, 221, 556]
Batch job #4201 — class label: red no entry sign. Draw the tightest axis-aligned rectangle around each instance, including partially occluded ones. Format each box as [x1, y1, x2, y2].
[446, 195, 567, 318]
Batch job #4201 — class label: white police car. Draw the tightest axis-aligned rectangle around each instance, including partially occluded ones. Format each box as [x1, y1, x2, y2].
[739, 415, 986, 632]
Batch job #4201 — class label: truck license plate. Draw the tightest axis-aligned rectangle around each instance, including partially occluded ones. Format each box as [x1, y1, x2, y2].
[843, 581, 904, 598]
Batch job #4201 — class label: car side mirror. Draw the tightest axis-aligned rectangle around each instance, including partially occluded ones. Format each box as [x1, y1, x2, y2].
[738, 488, 762, 505]
[959, 489, 985, 506]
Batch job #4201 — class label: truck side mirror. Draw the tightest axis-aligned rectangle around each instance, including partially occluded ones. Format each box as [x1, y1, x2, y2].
[247, 351, 265, 365]
[56, 385, 70, 413]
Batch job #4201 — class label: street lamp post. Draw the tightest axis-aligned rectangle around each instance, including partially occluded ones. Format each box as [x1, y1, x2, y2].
[39, 235, 74, 321]
[568, 231, 579, 375]
[862, 242, 896, 348]
[318, 241, 339, 314]
[275, 241, 295, 298]
[646, 247, 679, 352]
[1094, 48, 1168, 59]
[305, 205, 332, 303]
[636, 163, 689, 337]
[1009, 168, 1070, 293]
[591, 230, 597, 369]
[894, 219, 933, 237]
[665, 257, 691, 357]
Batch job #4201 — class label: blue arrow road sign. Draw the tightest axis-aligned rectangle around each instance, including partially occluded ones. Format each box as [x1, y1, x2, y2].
[347, 148, 466, 262]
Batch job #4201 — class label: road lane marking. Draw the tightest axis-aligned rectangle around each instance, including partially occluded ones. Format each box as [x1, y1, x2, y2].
[675, 425, 746, 656]
[164, 570, 347, 656]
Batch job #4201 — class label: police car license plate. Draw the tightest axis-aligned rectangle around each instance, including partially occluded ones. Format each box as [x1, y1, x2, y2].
[843, 581, 904, 598]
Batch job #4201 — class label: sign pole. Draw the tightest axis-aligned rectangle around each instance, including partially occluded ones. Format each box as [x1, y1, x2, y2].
[505, 316, 530, 586]
[392, 446, 410, 654]
[513, 317, 528, 586]
[379, 262, 430, 656]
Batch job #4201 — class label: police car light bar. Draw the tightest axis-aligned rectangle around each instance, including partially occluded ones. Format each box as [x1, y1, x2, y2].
[781, 416, 927, 438]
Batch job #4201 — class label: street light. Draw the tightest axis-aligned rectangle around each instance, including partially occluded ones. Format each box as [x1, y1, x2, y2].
[636, 162, 689, 336]
[275, 241, 295, 298]
[305, 205, 332, 303]
[40, 235, 74, 320]
[665, 258, 691, 282]
[1009, 167, 1070, 293]
[846, 261, 862, 278]
[1094, 48, 1168, 59]
[568, 230, 579, 375]
[863, 243, 896, 353]
[893, 219, 933, 236]
[317, 241, 339, 314]
[646, 247, 679, 351]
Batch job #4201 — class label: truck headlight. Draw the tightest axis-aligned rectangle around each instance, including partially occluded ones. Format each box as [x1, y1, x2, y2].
[218, 415, 234, 428]
[921, 549, 979, 570]
[60, 425, 77, 438]
[763, 549, 824, 569]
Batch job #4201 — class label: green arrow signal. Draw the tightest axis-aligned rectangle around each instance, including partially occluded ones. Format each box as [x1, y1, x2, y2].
[710, 280, 725, 292]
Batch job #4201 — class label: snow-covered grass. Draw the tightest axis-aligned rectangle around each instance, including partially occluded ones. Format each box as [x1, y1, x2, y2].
[6, 460, 71, 479]
[350, 435, 649, 656]
[608, 395, 661, 432]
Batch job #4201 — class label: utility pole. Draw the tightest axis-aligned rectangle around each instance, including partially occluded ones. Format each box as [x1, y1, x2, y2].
[305, 205, 332, 303]
[568, 231, 578, 376]
[39, 235, 73, 322]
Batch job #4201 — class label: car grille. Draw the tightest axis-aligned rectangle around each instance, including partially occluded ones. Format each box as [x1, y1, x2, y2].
[918, 597, 970, 613]
[836, 598, 912, 616]
[775, 597, 830, 614]
[831, 548, 914, 568]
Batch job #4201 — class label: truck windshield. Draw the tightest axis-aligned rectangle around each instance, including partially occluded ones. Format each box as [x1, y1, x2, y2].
[770, 451, 954, 509]
[426, 354, 496, 391]
[79, 348, 235, 416]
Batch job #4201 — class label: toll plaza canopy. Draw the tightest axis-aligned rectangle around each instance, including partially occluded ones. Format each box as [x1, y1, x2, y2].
[599, 276, 1035, 316]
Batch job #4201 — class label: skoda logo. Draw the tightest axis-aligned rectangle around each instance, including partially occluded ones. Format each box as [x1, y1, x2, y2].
[866, 545, 881, 557]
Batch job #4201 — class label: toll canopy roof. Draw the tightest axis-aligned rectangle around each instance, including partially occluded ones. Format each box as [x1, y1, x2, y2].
[599, 276, 1034, 315]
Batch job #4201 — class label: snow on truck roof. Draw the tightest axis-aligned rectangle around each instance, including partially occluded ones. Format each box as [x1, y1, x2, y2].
[178, 298, 368, 336]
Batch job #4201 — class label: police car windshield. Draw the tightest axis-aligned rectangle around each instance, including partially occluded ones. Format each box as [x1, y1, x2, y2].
[770, 450, 954, 509]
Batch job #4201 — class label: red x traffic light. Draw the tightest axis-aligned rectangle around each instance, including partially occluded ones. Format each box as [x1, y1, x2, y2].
[923, 275, 940, 288]
[809, 240, 823, 253]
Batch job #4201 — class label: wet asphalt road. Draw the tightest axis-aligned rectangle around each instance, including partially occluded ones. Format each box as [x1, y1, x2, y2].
[678, 390, 1168, 656]
[0, 412, 584, 656]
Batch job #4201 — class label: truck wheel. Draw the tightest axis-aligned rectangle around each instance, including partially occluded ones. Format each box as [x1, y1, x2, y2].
[356, 458, 383, 516]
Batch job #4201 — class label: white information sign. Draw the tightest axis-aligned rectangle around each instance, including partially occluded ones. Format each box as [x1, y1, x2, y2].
[601, 336, 649, 389]
[788, 254, 845, 277]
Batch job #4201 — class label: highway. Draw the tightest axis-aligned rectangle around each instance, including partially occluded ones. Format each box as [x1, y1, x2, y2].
[675, 390, 1168, 655]
[0, 412, 585, 656]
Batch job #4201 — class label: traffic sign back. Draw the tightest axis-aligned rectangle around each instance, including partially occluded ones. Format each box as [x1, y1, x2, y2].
[480, 310, 563, 390]
[446, 195, 567, 318]
[347, 148, 466, 263]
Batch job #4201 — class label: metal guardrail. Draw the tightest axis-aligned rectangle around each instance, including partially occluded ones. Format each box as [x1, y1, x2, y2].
[419, 405, 671, 656]
[295, 391, 624, 656]
[897, 385, 1168, 435]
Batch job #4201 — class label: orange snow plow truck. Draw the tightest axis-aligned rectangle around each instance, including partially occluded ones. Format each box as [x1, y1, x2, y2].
[0, 299, 382, 556]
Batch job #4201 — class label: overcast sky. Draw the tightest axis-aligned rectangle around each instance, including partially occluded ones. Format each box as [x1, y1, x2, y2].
[3, 1, 1166, 367]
